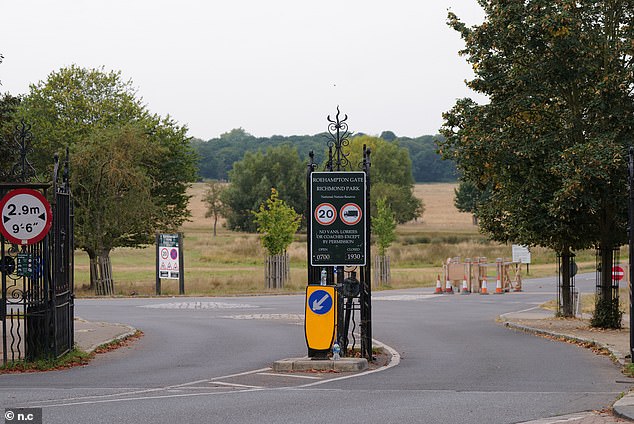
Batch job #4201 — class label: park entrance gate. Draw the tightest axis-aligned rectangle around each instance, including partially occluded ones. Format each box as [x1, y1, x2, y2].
[0, 123, 74, 365]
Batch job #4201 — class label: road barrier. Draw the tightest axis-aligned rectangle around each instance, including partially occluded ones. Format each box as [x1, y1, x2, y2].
[441, 257, 523, 294]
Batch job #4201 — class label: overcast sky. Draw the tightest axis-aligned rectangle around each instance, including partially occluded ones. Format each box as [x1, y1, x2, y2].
[1, 1, 486, 140]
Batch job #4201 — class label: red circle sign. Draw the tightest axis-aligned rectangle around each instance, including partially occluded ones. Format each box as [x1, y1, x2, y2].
[612, 265, 625, 281]
[314, 203, 337, 225]
[340, 203, 362, 225]
[0, 189, 53, 245]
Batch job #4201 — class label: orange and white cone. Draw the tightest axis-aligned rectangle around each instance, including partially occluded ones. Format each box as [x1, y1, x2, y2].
[481, 278, 489, 295]
[434, 274, 443, 294]
[461, 276, 470, 294]
[495, 278, 503, 294]
[445, 279, 454, 294]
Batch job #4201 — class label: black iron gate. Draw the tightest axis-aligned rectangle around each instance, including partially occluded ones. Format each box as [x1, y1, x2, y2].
[1, 123, 74, 365]
[306, 108, 373, 360]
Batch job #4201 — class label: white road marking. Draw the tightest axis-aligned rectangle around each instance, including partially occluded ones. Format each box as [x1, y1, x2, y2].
[211, 381, 263, 389]
[373, 294, 441, 301]
[140, 301, 258, 310]
[257, 372, 322, 380]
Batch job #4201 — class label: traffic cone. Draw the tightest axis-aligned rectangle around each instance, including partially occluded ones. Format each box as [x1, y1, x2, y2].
[434, 274, 443, 294]
[481, 278, 489, 295]
[445, 279, 453, 294]
[495, 278, 503, 294]
[461, 275, 470, 294]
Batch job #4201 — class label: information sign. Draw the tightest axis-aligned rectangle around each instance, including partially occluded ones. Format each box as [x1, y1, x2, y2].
[310, 172, 366, 266]
[512, 245, 531, 264]
[158, 233, 180, 279]
[0, 189, 53, 245]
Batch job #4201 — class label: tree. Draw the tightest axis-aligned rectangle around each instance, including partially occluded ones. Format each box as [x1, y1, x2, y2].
[222, 145, 305, 232]
[380, 130, 397, 141]
[372, 197, 397, 256]
[72, 126, 160, 290]
[0, 93, 21, 179]
[345, 135, 423, 223]
[253, 188, 301, 256]
[440, 1, 634, 324]
[18, 65, 198, 290]
[203, 181, 227, 237]
[253, 188, 301, 289]
[454, 180, 490, 225]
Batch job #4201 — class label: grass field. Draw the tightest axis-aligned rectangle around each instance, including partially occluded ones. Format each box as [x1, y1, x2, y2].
[74, 182, 597, 296]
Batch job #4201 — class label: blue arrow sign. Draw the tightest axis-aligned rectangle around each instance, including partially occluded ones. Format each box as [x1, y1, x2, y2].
[308, 289, 333, 315]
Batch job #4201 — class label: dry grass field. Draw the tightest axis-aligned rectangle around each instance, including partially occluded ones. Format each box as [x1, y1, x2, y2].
[75, 182, 572, 296]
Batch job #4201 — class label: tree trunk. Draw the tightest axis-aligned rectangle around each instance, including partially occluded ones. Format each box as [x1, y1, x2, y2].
[560, 251, 573, 317]
[374, 255, 391, 287]
[91, 249, 115, 296]
[472, 214, 478, 226]
[87, 249, 97, 291]
[592, 245, 621, 328]
[213, 215, 218, 237]
[265, 253, 289, 289]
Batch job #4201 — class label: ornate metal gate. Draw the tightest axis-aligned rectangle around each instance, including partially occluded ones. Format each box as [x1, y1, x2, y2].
[1, 123, 74, 365]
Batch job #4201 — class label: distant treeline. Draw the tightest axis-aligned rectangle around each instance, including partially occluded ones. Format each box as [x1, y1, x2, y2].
[191, 128, 457, 182]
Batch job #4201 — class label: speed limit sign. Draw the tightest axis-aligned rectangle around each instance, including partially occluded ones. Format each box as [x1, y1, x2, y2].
[0, 188, 53, 245]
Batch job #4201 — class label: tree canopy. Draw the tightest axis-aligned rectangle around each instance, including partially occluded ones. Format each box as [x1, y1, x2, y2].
[253, 188, 301, 256]
[221, 144, 305, 232]
[16, 65, 198, 289]
[440, 0, 634, 324]
[346, 135, 424, 223]
[192, 129, 456, 183]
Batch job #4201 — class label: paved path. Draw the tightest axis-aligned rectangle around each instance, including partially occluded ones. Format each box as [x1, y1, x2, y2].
[0, 275, 632, 423]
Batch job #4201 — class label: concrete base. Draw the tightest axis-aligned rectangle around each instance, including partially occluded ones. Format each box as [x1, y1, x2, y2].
[272, 357, 368, 372]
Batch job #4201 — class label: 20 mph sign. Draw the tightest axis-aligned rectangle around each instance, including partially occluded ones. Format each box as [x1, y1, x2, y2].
[0, 189, 53, 245]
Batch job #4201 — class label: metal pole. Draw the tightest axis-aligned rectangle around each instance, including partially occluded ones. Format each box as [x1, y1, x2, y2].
[155, 233, 161, 296]
[178, 232, 185, 295]
[625, 149, 633, 351]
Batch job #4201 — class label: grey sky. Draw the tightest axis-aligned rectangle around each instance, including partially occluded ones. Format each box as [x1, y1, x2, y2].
[1, 1, 485, 140]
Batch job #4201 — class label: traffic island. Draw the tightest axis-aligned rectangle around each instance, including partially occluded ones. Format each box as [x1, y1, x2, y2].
[272, 357, 368, 372]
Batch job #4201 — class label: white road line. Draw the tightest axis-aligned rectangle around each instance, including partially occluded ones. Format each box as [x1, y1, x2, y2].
[30, 389, 261, 408]
[207, 367, 271, 381]
[257, 372, 322, 380]
[211, 381, 263, 389]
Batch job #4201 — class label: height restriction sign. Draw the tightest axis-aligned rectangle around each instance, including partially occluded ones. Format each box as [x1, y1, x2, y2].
[310, 171, 366, 266]
[0, 188, 53, 245]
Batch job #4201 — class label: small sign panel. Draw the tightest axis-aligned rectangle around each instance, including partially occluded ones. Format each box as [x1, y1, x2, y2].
[512, 245, 531, 264]
[0, 189, 53, 245]
[305, 285, 337, 351]
[613, 265, 625, 281]
[310, 172, 366, 266]
[158, 233, 180, 279]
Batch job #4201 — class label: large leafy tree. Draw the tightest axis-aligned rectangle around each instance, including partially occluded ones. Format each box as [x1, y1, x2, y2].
[221, 144, 305, 232]
[0, 93, 21, 179]
[72, 126, 160, 284]
[17, 65, 198, 289]
[440, 1, 634, 324]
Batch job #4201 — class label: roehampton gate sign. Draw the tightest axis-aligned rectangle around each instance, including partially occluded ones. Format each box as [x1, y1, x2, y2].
[310, 171, 366, 267]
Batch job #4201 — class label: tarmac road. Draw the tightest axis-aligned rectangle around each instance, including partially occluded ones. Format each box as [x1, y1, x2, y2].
[0, 275, 629, 424]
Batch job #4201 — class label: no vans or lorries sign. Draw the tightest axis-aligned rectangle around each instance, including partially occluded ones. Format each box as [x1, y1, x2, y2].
[310, 171, 366, 266]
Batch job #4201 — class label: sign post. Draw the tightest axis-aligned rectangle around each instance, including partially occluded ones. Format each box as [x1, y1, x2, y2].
[156, 233, 184, 295]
